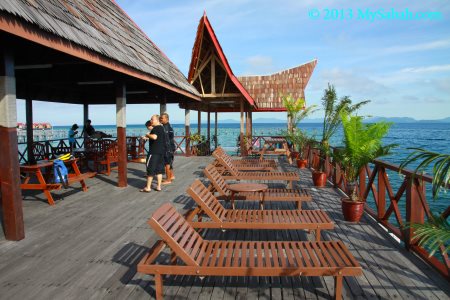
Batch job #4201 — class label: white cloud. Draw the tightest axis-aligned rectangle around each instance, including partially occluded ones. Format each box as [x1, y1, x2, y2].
[242, 55, 275, 75]
[399, 64, 450, 74]
[383, 39, 450, 54]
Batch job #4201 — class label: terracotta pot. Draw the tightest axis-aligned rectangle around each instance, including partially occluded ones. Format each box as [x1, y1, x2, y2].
[341, 198, 364, 222]
[296, 159, 308, 169]
[312, 171, 327, 187]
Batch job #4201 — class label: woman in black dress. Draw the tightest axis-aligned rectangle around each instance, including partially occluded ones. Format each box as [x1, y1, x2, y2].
[140, 114, 167, 192]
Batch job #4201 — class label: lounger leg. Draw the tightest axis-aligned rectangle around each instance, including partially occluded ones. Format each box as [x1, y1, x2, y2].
[296, 200, 301, 210]
[155, 274, 163, 300]
[334, 275, 343, 300]
[170, 251, 177, 265]
[315, 228, 321, 241]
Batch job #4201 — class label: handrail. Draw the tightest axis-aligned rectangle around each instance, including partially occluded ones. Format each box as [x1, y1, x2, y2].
[305, 143, 449, 279]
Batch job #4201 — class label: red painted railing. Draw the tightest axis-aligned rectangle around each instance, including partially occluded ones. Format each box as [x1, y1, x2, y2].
[308, 146, 450, 279]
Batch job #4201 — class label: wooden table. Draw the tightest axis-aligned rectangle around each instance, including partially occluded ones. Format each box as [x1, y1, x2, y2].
[20, 159, 96, 205]
[227, 183, 268, 210]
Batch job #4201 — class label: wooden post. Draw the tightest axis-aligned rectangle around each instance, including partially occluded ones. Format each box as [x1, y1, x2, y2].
[214, 111, 219, 147]
[197, 109, 201, 135]
[240, 99, 245, 156]
[25, 98, 34, 164]
[160, 101, 167, 115]
[405, 177, 425, 249]
[378, 167, 386, 220]
[0, 47, 24, 240]
[207, 108, 210, 143]
[185, 109, 190, 156]
[116, 83, 127, 187]
[83, 103, 88, 146]
[248, 110, 252, 142]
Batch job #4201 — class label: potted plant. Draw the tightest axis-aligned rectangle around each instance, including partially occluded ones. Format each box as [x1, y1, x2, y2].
[189, 133, 203, 156]
[314, 84, 370, 187]
[336, 111, 396, 222]
[282, 94, 317, 164]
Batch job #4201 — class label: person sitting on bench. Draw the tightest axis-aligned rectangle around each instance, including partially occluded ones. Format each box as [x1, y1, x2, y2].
[83, 119, 112, 139]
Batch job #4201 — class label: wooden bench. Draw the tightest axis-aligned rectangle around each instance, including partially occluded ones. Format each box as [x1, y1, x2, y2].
[137, 203, 362, 300]
[204, 164, 311, 209]
[212, 150, 298, 188]
[186, 180, 333, 239]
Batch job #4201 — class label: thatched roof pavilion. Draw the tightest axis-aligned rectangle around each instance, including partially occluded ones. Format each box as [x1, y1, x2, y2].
[0, 0, 199, 241]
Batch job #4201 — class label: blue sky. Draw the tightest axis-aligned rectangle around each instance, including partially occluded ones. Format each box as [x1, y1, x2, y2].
[17, 0, 450, 125]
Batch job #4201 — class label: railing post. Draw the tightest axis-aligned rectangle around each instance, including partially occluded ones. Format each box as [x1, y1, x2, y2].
[359, 167, 366, 201]
[405, 176, 425, 249]
[332, 148, 340, 187]
[378, 166, 386, 220]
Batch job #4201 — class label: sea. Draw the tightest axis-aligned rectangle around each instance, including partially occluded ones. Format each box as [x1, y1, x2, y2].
[18, 122, 450, 224]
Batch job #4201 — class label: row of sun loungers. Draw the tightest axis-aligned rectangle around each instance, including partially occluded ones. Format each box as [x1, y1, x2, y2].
[137, 147, 362, 299]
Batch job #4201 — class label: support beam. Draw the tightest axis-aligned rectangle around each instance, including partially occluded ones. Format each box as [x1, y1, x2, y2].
[0, 47, 24, 241]
[160, 101, 167, 115]
[116, 83, 127, 187]
[248, 110, 253, 141]
[185, 109, 191, 156]
[197, 109, 201, 135]
[207, 108, 211, 145]
[211, 56, 216, 94]
[240, 98, 245, 156]
[25, 98, 34, 165]
[83, 103, 88, 143]
[214, 112, 218, 149]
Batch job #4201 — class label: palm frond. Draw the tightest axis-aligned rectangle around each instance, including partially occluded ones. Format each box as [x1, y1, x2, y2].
[408, 214, 450, 256]
[399, 148, 450, 199]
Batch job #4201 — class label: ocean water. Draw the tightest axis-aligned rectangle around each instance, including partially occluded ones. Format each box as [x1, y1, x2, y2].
[18, 122, 450, 219]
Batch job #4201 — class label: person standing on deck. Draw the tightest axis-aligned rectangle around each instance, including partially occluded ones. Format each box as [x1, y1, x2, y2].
[160, 113, 176, 184]
[140, 115, 167, 192]
[68, 124, 79, 150]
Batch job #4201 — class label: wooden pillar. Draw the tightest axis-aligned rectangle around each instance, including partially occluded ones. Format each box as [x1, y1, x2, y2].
[116, 83, 127, 187]
[160, 101, 167, 115]
[83, 103, 88, 146]
[25, 98, 34, 164]
[214, 112, 218, 148]
[207, 108, 211, 143]
[197, 109, 201, 135]
[0, 47, 24, 240]
[240, 99, 245, 156]
[248, 110, 253, 139]
[185, 109, 191, 156]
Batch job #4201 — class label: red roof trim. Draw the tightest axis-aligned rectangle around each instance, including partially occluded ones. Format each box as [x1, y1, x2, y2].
[188, 14, 255, 107]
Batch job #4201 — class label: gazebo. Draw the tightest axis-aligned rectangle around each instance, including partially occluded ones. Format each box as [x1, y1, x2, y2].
[0, 0, 200, 241]
[185, 13, 317, 153]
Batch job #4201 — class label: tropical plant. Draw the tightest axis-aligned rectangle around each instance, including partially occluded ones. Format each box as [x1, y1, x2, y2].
[400, 149, 450, 257]
[189, 133, 203, 144]
[409, 213, 450, 256]
[318, 84, 370, 171]
[400, 148, 450, 199]
[336, 111, 396, 201]
[282, 94, 318, 132]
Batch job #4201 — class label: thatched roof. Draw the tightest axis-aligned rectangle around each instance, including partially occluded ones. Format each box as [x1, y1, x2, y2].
[238, 60, 317, 111]
[0, 0, 199, 98]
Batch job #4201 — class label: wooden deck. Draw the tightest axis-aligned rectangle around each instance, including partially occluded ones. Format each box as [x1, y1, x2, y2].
[0, 156, 449, 299]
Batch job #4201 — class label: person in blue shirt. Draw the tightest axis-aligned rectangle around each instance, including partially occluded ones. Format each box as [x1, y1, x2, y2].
[68, 124, 79, 150]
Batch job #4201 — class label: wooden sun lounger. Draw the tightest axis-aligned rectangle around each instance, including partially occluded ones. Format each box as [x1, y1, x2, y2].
[212, 147, 277, 172]
[137, 203, 362, 300]
[212, 150, 299, 188]
[204, 164, 311, 209]
[185, 180, 333, 239]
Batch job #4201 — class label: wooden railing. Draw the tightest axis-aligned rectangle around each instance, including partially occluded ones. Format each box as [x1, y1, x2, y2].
[308, 146, 450, 279]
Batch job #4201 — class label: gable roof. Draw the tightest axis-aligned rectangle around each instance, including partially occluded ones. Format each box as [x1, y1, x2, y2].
[238, 60, 317, 111]
[0, 0, 200, 99]
[188, 13, 255, 107]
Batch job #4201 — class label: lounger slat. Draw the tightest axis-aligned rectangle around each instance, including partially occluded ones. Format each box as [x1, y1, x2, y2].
[326, 242, 347, 267]
[201, 241, 216, 267]
[298, 243, 313, 268]
[318, 242, 336, 268]
[310, 242, 328, 267]
[271, 242, 280, 268]
[305, 242, 320, 267]
[212, 241, 225, 267]
[283, 242, 296, 267]
[263, 242, 271, 267]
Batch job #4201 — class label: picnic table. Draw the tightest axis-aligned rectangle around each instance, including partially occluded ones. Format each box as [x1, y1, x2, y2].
[20, 158, 96, 205]
[227, 183, 268, 210]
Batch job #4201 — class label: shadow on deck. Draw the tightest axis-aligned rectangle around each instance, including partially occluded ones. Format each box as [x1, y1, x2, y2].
[0, 156, 448, 299]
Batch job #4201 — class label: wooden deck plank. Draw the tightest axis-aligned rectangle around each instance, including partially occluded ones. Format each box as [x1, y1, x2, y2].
[0, 156, 449, 299]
